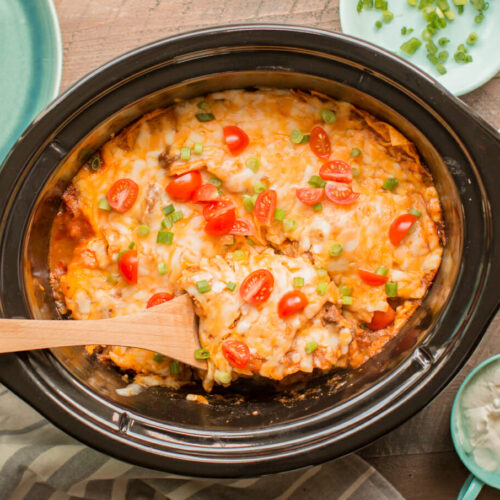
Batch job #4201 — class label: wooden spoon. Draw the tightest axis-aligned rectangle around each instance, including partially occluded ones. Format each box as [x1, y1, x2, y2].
[0, 294, 206, 369]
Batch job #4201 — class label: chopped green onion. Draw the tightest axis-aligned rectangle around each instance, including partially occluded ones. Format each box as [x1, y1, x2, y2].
[438, 0, 450, 10]
[376, 266, 389, 276]
[98, 198, 111, 211]
[436, 64, 447, 75]
[197, 100, 208, 110]
[320, 109, 336, 123]
[128, 242, 135, 250]
[246, 157, 260, 173]
[161, 216, 173, 229]
[383, 177, 399, 190]
[453, 0, 467, 5]
[465, 54, 473, 63]
[157, 231, 174, 245]
[401, 26, 408, 35]
[90, 156, 101, 171]
[106, 273, 120, 285]
[254, 181, 268, 193]
[283, 219, 297, 232]
[274, 208, 286, 221]
[293, 277, 305, 288]
[196, 281, 211, 294]
[171, 210, 183, 223]
[158, 262, 168, 275]
[421, 30, 433, 41]
[426, 41, 438, 54]
[207, 176, 222, 187]
[233, 250, 245, 261]
[305, 341, 318, 354]
[117, 250, 126, 262]
[386, 281, 398, 297]
[300, 134, 310, 144]
[170, 360, 179, 374]
[317, 282, 328, 296]
[180, 147, 191, 161]
[339, 285, 352, 296]
[427, 54, 439, 65]
[162, 204, 175, 216]
[438, 50, 449, 62]
[407, 0, 418, 5]
[153, 353, 165, 363]
[352, 166, 360, 178]
[438, 37, 450, 46]
[308, 175, 326, 188]
[194, 348, 210, 359]
[350, 147, 362, 157]
[313, 202, 323, 212]
[341, 295, 353, 305]
[316, 268, 328, 278]
[226, 281, 237, 291]
[444, 9, 455, 19]
[375, 20, 383, 29]
[137, 224, 150, 237]
[243, 195, 255, 212]
[193, 142, 203, 155]
[474, 13, 484, 23]
[224, 235, 236, 246]
[215, 370, 231, 384]
[401, 37, 422, 55]
[290, 129, 305, 144]
[375, 0, 388, 9]
[467, 32, 478, 45]
[195, 113, 215, 122]
[382, 10, 394, 22]
[410, 208, 422, 217]
[328, 242, 343, 257]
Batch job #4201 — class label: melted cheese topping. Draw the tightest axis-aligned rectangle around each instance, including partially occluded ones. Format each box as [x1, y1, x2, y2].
[49, 89, 443, 393]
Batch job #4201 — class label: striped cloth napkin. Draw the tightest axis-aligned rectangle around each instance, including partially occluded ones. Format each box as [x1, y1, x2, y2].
[0, 384, 403, 500]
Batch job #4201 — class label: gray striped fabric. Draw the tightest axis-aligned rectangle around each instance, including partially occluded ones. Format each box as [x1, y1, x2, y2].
[0, 385, 403, 500]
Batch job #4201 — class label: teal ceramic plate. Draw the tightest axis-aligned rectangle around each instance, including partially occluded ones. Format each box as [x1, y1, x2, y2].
[0, 0, 62, 164]
[339, 0, 500, 96]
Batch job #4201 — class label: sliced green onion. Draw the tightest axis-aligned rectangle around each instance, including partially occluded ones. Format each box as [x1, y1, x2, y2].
[426, 41, 438, 54]
[180, 147, 191, 161]
[305, 341, 318, 354]
[106, 273, 120, 285]
[290, 129, 305, 144]
[465, 54, 473, 63]
[196, 281, 211, 294]
[171, 210, 183, 223]
[313, 202, 323, 212]
[328, 242, 343, 257]
[193, 142, 203, 155]
[401, 26, 408, 35]
[117, 250, 126, 262]
[197, 100, 208, 110]
[409, 208, 422, 217]
[215, 370, 231, 384]
[254, 181, 268, 193]
[274, 208, 286, 221]
[246, 157, 260, 173]
[317, 282, 328, 296]
[128, 242, 135, 250]
[457, 43, 467, 53]
[438, 37, 450, 46]
[243, 195, 255, 212]
[427, 54, 439, 65]
[401, 37, 422, 55]
[137, 224, 150, 237]
[153, 353, 165, 363]
[438, 0, 450, 10]
[382, 10, 394, 22]
[350, 147, 362, 157]
[158, 262, 168, 275]
[422, 30, 433, 41]
[226, 281, 237, 291]
[453, 0, 467, 5]
[383, 177, 399, 190]
[207, 176, 222, 188]
[474, 13, 484, 23]
[194, 348, 210, 359]
[98, 198, 111, 211]
[438, 50, 449, 62]
[341, 295, 353, 305]
[233, 250, 245, 261]
[170, 360, 179, 374]
[386, 281, 398, 297]
[161, 216, 173, 229]
[352, 166, 360, 178]
[162, 204, 175, 216]
[375, 20, 383, 29]
[444, 9, 456, 19]
[299, 134, 310, 144]
[375, 0, 388, 9]
[436, 64, 447, 75]
[316, 268, 328, 279]
[283, 219, 297, 232]
[90, 156, 101, 171]
[320, 109, 336, 123]
[195, 112, 215, 122]
[376, 266, 389, 276]
[157, 231, 174, 245]
[224, 235, 236, 247]
[339, 285, 352, 296]
[293, 277, 305, 288]
[467, 32, 478, 45]
[407, 0, 418, 5]
[308, 175, 326, 188]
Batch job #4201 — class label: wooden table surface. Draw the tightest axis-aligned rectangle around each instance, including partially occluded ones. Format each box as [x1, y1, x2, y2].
[53, 1, 499, 498]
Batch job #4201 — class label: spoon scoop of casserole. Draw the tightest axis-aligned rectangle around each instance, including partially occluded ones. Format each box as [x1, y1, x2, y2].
[0, 294, 206, 369]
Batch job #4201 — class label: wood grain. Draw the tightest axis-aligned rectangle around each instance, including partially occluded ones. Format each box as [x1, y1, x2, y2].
[52, 1, 500, 496]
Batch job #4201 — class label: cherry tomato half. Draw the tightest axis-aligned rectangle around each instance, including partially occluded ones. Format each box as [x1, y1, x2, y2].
[166, 170, 202, 202]
[222, 340, 250, 369]
[229, 218, 254, 236]
[320, 160, 352, 183]
[278, 290, 308, 318]
[240, 269, 274, 306]
[204, 208, 236, 236]
[310, 126, 331, 159]
[368, 306, 395, 331]
[118, 250, 138, 284]
[325, 182, 360, 205]
[107, 179, 139, 213]
[389, 214, 418, 246]
[192, 183, 219, 203]
[146, 292, 174, 309]
[358, 268, 388, 286]
[223, 126, 249, 155]
[296, 187, 324, 206]
[254, 189, 277, 225]
[203, 198, 234, 221]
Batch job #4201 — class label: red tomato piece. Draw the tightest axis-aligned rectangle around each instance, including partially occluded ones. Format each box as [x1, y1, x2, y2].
[223, 126, 249, 155]
[240, 269, 274, 306]
[222, 340, 250, 369]
[278, 290, 308, 318]
[118, 250, 138, 284]
[192, 183, 219, 203]
[166, 170, 202, 202]
[202, 198, 234, 221]
[229, 218, 254, 236]
[204, 208, 236, 236]
[107, 179, 139, 213]
[358, 268, 388, 286]
[320, 160, 352, 183]
[325, 182, 360, 205]
[309, 126, 331, 159]
[254, 189, 277, 225]
[368, 306, 395, 331]
[389, 214, 418, 246]
[296, 187, 324, 206]
[146, 292, 174, 309]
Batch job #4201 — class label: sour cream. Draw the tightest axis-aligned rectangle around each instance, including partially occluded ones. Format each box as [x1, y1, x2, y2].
[457, 358, 500, 474]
